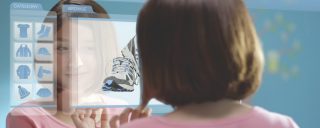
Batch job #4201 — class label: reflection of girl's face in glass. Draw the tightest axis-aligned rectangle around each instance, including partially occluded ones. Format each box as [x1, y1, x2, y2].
[75, 24, 102, 94]
[57, 23, 102, 96]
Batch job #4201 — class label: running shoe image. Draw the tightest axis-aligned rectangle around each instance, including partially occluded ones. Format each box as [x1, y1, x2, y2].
[102, 57, 137, 92]
[102, 36, 140, 92]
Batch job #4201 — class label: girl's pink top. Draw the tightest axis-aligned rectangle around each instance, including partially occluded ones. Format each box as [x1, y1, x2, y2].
[121, 106, 299, 128]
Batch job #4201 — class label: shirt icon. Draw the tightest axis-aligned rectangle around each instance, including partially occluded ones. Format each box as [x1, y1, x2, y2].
[14, 22, 33, 41]
[17, 24, 30, 38]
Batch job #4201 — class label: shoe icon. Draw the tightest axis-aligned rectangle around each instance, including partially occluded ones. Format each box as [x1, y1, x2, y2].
[37, 24, 45, 35]
[102, 77, 133, 92]
[37, 24, 51, 38]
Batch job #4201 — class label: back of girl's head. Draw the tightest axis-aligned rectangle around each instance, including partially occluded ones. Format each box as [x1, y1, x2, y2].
[137, 0, 264, 107]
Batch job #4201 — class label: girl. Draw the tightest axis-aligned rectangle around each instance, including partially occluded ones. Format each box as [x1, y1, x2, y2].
[73, 0, 299, 128]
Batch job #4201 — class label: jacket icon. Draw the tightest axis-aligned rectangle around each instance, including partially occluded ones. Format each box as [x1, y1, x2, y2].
[16, 44, 31, 57]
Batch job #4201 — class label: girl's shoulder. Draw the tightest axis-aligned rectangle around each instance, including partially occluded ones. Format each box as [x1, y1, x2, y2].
[6, 102, 74, 128]
[249, 106, 299, 128]
[8, 102, 50, 116]
[120, 106, 299, 128]
[120, 116, 163, 128]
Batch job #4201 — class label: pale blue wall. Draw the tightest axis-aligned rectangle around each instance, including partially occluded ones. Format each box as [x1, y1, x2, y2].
[251, 9, 320, 128]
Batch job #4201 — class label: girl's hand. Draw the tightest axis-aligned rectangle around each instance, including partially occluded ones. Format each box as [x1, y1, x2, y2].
[109, 107, 152, 128]
[71, 107, 152, 128]
[71, 109, 102, 128]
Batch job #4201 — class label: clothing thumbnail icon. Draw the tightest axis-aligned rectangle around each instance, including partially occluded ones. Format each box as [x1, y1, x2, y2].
[35, 43, 53, 62]
[14, 84, 33, 101]
[35, 23, 53, 41]
[36, 88, 52, 98]
[15, 63, 33, 81]
[35, 83, 54, 101]
[38, 66, 52, 79]
[14, 22, 33, 41]
[16, 44, 31, 57]
[37, 24, 51, 38]
[17, 24, 30, 38]
[18, 85, 30, 99]
[14, 43, 33, 61]
[38, 47, 50, 56]
[35, 64, 53, 82]
[16, 65, 31, 79]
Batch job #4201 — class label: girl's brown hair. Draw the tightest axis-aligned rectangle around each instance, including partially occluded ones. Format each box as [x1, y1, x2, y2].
[137, 0, 264, 107]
